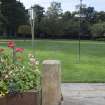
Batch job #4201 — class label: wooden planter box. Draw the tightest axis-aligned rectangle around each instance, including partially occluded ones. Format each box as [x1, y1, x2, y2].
[0, 91, 41, 105]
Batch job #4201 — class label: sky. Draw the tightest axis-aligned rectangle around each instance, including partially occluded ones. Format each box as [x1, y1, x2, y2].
[20, 0, 105, 12]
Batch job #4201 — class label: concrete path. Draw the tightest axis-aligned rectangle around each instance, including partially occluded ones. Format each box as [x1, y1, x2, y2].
[61, 83, 105, 105]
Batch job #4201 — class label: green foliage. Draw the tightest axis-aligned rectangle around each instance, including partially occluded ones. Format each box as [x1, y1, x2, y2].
[46, 1, 62, 19]
[0, 47, 40, 96]
[39, 16, 64, 35]
[32, 5, 45, 36]
[63, 20, 80, 35]
[0, 0, 29, 35]
[62, 11, 72, 21]
[82, 7, 96, 24]
[96, 11, 105, 22]
[91, 22, 105, 37]
[1, 1, 105, 38]
[39, 1, 63, 36]
[33, 4, 45, 23]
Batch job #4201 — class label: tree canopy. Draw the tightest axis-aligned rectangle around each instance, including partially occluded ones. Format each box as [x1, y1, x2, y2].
[0, 0, 29, 36]
[0, 1, 105, 39]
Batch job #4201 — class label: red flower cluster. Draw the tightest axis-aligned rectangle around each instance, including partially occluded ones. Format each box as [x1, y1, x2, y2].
[16, 48, 24, 53]
[8, 41, 24, 53]
[8, 40, 15, 48]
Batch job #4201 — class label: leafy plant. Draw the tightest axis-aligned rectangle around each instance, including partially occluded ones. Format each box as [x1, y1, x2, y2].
[0, 41, 40, 97]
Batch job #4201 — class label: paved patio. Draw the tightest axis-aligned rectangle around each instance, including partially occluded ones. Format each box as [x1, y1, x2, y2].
[61, 83, 105, 105]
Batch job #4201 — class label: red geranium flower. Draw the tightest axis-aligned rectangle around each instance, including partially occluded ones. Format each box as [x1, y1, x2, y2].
[16, 48, 24, 53]
[8, 40, 15, 48]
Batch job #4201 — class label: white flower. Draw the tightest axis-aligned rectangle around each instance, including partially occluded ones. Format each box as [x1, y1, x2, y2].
[5, 75, 9, 79]
[30, 58, 36, 65]
[35, 61, 39, 65]
[28, 53, 34, 58]
[23, 66, 25, 69]
[8, 71, 13, 75]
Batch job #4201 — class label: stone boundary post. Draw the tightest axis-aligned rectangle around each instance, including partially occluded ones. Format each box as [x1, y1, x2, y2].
[42, 60, 61, 105]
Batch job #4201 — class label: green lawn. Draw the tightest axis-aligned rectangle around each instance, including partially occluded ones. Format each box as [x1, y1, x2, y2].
[1, 40, 105, 83]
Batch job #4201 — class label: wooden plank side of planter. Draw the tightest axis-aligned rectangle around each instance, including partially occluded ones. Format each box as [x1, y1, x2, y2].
[0, 96, 7, 105]
[0, 92, 40, 105]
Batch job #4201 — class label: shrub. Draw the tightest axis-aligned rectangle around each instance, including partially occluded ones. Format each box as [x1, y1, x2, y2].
[91, 22, 105, 37]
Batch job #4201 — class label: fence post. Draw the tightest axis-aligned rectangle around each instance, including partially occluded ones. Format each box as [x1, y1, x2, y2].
[42, 60, 61, 105]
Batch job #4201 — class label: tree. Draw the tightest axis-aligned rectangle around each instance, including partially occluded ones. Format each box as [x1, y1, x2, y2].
[63, 20, 80, 37]
[39, 1, 63, 36]
[96, 11, 105, 22]
[0, 1, 7, 33]
[33, 4, 45, 23]
[0, 0, 29, 36]
[91, 22, 105, 37]
[39, 16, 64, 36]
[33, 4, 45, 37]
[62, 11, 72, 21]
[75, 4, 96, 23]
[0, 13, 7, 34]
[84, 7, 96, 24]
[46, 1, 62, 19]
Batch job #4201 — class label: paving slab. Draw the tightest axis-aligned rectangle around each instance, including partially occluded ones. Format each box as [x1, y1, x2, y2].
[61, 83, 105, 105]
